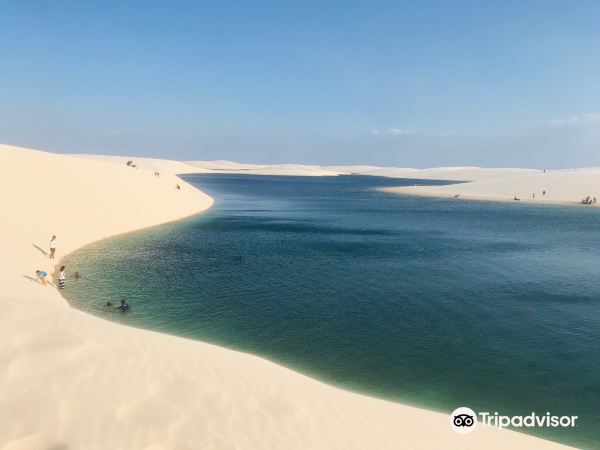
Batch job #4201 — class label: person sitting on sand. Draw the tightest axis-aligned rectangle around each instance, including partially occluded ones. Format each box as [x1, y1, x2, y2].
[514, 196, 520, 201]
[34, 270, 48, 286]
[114, 299, 130, 312]
[176, 184, 181, 190]
[58, 266, 66, 289]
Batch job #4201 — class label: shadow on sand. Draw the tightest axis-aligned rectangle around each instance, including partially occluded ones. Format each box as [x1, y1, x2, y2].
[32, 243, 48, 257]
[23, 274, 55, 287]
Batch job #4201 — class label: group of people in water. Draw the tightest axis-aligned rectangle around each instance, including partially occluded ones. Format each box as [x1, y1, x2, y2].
[33, 234, 130, 312]
[105, 300, 130, 312]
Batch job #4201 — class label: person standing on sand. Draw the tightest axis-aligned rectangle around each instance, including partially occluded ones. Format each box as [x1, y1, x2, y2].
[58, 265, 66, 289]
[49, 235, 56, 259]
[35, 270, 48, 286]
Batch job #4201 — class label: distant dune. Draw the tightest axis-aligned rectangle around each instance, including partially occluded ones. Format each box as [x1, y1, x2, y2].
[384, 168, 600, 204]
[41, 151, 600, 204]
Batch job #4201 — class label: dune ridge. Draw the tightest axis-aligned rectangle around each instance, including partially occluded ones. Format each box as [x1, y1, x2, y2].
[0, 144, 571, 449]
[72, 153, 542, 181]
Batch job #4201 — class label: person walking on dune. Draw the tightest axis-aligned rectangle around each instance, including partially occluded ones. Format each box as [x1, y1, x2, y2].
[49, 235, 56, 259]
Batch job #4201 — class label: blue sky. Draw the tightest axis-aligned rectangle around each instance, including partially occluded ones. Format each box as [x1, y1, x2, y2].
[1, 0, 600, 167]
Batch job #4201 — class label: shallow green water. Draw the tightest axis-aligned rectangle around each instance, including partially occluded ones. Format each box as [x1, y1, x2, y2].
[62, 174, 600, 448]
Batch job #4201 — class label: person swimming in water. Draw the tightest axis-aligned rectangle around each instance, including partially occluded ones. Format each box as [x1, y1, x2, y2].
[114, 299, 130, 312]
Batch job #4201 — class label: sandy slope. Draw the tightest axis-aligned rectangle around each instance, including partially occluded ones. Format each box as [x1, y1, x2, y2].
[73, 154, 211, 175]
[0, 144, 571, 450]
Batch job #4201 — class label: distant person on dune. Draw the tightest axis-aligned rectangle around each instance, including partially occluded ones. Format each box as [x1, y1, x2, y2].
[34, 270, 48, 286]
[49, 235, 56, 259]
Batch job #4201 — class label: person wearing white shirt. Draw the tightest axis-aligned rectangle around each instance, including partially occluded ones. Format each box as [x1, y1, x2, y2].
[49, 235, 56, 259]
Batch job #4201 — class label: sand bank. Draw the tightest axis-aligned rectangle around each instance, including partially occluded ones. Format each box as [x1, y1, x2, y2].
[0, 144, 570, 449]
[383, 168, 600, 204]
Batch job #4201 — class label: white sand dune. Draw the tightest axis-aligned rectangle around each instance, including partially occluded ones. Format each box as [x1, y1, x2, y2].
[74, 155, 542, 182]
[184, 162, 539, 181]
[73, 153, 211, 175]
[186, 160, 345, 176]
[328, 165, 539, 181]
[384, 168, 600, 204]
[75, 155, 346, 177]
[0, 144, 571, 449]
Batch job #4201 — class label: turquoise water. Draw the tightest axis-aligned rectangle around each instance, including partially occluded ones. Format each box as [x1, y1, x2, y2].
[62, 174, 600, 448]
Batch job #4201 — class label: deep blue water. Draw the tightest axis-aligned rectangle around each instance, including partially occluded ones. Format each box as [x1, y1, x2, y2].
[62, 174, 600, 448]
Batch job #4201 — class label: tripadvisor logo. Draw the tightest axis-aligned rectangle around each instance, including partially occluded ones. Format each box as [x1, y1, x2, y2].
[451, 407, 477, 434]
[450, 407, 578, 434]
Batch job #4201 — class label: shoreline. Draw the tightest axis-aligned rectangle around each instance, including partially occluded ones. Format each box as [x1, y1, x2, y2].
[51, 209, 212, 296]
[1, 144, 572, 449]
[382, 169, 600, 206]
[379, 186, 600, 207]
